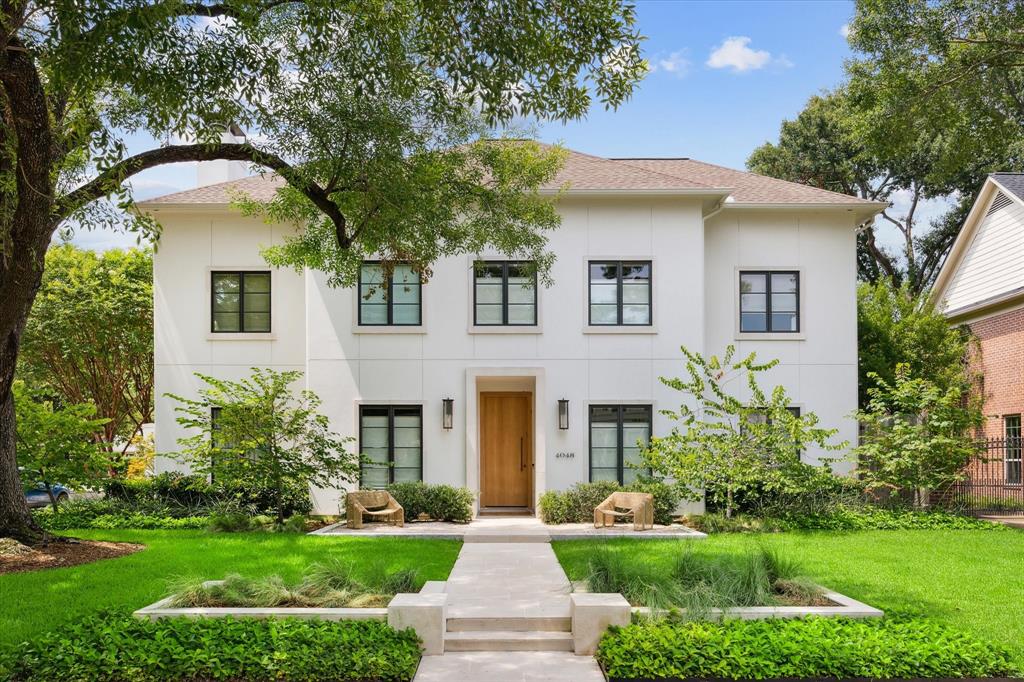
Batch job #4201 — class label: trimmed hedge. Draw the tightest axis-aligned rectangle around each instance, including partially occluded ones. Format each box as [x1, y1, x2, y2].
[0, 613, 421, 682]
[106, 471, 313, 517]
[685, 506, 1004, 534]
[539, 480, 680, 526]
[597, 617, 1020, 680]
[382, 482, 474, 523]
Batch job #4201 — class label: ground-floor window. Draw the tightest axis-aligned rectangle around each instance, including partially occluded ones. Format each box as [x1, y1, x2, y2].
[1005, 414, 1021, 485]
[359, 405, 423, 488]
[589, 404, 652, 484]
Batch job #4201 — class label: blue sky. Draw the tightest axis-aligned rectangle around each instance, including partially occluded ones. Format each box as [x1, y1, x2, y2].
[77, 0, 861, 251]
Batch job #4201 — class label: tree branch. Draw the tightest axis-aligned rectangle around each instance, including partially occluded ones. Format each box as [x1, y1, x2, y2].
[58, 142, 350, 246]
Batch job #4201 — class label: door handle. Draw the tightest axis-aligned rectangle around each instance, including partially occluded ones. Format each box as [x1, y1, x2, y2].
[520, 437, 525, 471]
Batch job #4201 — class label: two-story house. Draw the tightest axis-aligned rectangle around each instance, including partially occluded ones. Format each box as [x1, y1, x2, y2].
[139, 147, 882, 515]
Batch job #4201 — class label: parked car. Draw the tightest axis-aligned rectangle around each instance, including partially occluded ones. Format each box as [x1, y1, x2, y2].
[22, 480, 71, 508]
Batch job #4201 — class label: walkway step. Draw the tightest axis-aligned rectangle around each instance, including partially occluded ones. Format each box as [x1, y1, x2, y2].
[446, 616, 571, 632]
[462, 532, 551, 543]
[444, 630, 575, 652]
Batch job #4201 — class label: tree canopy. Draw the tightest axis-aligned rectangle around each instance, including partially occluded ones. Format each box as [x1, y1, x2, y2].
[749, 0, 1024, 294]
[0, 0, 647, 543]
[18, 245, 153, 455]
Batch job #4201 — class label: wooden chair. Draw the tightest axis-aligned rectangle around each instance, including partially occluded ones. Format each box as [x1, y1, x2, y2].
[346, 490, 405, 529]
[593, 491, 654, 531]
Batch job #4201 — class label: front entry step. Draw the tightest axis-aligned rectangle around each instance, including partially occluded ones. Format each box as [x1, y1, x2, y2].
[446, 616, 571, 632]
[444, 630, 574, 652]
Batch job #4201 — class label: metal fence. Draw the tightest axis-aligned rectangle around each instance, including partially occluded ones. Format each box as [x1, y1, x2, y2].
[945, 437, 1024, 515]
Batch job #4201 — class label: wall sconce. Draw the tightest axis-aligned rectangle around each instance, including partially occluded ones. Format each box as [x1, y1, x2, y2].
[558, 399, 569, 430]
[442, 398, 454, 430]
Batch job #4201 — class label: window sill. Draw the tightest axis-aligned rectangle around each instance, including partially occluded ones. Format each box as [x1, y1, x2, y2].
[583, 325, 657, 335]
[352, 326, 426, 335]
[734, 332, 806, 341]
[468, 326, 543, 335]
[207, 333, 276, 341]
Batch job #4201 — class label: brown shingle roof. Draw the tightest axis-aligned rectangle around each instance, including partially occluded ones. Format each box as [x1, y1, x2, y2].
[614, 158, 873, 205]
[138, 147, 876, 206]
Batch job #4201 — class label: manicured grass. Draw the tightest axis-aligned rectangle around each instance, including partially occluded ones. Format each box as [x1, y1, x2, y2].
[553, 529, 1024, 665]
[0, 529, 461, 653]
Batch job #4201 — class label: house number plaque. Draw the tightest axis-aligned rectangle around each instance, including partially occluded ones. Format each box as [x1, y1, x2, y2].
[555, 452, 575, 459]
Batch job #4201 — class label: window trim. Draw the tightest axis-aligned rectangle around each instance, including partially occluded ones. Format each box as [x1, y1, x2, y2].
[472, 260, 538, 327]
[357, 261, 423, 327]
[738, 269, 800, 334]
[588, 403, 653, 485]
[210, 270, 272, 334]
[1005, 414, 1022, 486]
[358, 404, 424, 487]
[587, 260, 653, 327]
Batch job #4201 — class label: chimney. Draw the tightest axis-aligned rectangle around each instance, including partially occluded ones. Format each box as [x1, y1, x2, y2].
[195, 123, 250, 187]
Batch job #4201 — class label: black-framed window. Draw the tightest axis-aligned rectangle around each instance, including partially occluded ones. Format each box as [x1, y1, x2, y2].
[589, 261, 652, 326]
[211, 271, 271, 333]
[589, 405, 652, 484]
[474, 261, 537, 326]
[747, 406, 802, 426]
[1006, 414, 1021, 485]
[739, 271, 799, 333]
[359, 405, 422, 487]
[358, 262, 421, 326]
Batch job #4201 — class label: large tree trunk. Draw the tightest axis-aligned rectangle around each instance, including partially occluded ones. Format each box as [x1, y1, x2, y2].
[0, 257, 48, 543]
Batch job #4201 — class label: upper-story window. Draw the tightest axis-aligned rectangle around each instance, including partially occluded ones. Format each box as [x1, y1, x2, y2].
[359, 262, 421, 326]
[588, 261, 652, 326]
[474, 261, 537, 326]
[211, 271, 271, 333]
[739, 271, 799, 333]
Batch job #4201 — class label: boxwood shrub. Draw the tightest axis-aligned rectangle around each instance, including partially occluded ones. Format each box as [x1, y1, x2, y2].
[34, 500, 210, 531]
[383, 482, 474, 523]
[685, 507, 1004, 534]
[596, 617, 1019, 680]
[539, 480, 680, 526]
[0, 612, 421, 682]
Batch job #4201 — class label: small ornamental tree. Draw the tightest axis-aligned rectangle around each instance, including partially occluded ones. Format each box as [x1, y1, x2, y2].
[169, 369, 358, 524]
[643, 345, 845, 519]
[14, 382, 111, 512]
[855, 364, 982, 508]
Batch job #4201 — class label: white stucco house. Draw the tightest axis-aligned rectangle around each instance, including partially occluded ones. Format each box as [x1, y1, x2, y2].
[138, 147, 883, 516]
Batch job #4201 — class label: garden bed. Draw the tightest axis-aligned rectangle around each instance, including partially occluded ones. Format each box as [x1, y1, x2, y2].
[0, 537, 143, 575]
[596, 617, 1020, 681]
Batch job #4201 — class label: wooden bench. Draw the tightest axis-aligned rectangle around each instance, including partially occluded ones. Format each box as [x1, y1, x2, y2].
[346, 490, 405, 529]
[593, 491, 654, 531]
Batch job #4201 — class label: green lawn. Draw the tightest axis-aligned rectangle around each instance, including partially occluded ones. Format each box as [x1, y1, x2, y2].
[553, 529, 1024, 665]
[0, 529, 461, 652]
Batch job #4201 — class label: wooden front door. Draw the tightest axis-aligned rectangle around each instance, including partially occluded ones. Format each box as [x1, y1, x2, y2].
[480, 392, 533, 508]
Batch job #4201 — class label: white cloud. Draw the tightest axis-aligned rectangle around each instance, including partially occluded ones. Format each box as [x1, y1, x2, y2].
[654, 51, 691, 78]
[839, 24, 851, 39]
[706, 36, 786, 73]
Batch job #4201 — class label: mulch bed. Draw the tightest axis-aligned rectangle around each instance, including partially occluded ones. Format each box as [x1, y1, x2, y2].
[0, 537, 144, 575]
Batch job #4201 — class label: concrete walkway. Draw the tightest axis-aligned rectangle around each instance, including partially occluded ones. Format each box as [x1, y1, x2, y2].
[414, 651, 603, 681]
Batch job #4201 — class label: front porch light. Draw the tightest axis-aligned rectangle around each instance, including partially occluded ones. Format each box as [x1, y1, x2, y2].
[558, 399, 569, 430]
[442, 398, 454, 430]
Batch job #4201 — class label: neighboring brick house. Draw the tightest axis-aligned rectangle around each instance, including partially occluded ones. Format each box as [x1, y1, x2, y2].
[932, 173, 1024, 492]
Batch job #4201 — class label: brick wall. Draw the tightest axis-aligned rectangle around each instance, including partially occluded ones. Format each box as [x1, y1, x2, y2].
[969, 305, 1024, 438]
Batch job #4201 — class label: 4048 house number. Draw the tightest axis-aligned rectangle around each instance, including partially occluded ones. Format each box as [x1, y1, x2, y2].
[555, 452, 575, 459]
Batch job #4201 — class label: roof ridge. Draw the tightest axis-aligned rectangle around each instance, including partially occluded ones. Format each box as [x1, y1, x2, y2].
[609, 157, 719, 190]
[678, 158, 872, 203]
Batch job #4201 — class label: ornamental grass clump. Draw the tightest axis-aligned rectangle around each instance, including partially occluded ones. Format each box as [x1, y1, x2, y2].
[169, 560, 421, 609]
[586, 545, 825, 614]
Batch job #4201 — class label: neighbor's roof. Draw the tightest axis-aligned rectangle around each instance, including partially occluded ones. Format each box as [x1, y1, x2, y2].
[989, 172, 1024, 203]
[137, 145, 880, 207]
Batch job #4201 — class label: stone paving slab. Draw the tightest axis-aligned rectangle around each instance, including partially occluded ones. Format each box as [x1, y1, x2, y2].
[311, 516, 705, 540]
[413, 651, 604, 681]
[445, 543, 572, 619]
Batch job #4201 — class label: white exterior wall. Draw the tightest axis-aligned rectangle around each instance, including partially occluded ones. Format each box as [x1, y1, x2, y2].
[152, 213, 307, 474]
[943, 198, 1024, 312]
[152, 198, 860, 514]
[704, 209, 860, 470]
